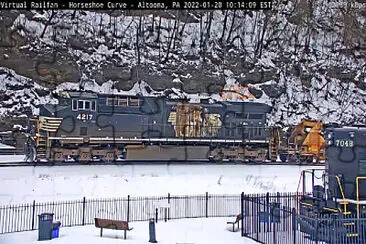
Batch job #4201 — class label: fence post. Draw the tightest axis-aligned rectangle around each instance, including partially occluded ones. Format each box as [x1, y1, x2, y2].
[315, 218, 319, 244]
[127, 195, 130, 222]
[155, 208, 158, 223]
[241, 192, 244, 237]
[332, 214, 336, 242]
[256, 194, 259, 240]
[292, 208, 296, 244]
[31, 200, 36, 230]
[205, 192, 208, 218]
[167, 193, 170, 220]
[266, 192, 269, 233]
[82, 197, 86, 225]
[273, 215, 276, 244]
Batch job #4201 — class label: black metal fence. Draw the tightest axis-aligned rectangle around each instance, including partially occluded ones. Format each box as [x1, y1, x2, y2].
[241, 192, 366, 244]
[297, 213, 366, 244]
[0, 193, 241, 234]
[3, 192, 366, 244]
[241, 192, 298, 243]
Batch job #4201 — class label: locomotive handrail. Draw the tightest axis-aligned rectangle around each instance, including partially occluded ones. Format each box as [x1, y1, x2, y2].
[335, 175, 349, 215]
[356, 177, 366, 218]
[296, 169, 327, 213]
[297, 172, 352, 215]
[335, 198, 366, 205]
[335, 176, 347, 201]
[48, 137, 270, 144]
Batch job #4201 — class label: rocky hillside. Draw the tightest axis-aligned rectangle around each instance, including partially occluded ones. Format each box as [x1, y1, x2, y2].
[1, 1, 366, 126]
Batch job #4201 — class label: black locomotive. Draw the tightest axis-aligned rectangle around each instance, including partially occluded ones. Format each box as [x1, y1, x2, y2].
[298, 126, 366, 243]
[25, 90, 273, 163]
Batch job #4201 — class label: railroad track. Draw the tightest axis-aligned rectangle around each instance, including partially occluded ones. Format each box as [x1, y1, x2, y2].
[0, 162, 33, 167]
[0, 160, 324, 167]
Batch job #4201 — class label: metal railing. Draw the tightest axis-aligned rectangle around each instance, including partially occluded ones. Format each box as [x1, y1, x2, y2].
[240, 192, 366, 244]
[3, 191, 365, 244]
[0, 193, 241, 234]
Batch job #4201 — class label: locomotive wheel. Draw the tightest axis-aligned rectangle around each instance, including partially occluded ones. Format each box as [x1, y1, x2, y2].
[53, 152, 64, 162]
[79, 152, 91, 162]
[103, 152, 115, 163]
[215, 154, 224, 163]
[306, 156, 313, 163]
[289, 154, 300, 164]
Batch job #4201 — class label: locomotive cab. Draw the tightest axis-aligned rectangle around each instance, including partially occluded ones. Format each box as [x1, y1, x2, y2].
[296, 126, 366, 243]
[298, 126, 366, 217]
[325, 127, 366, 217]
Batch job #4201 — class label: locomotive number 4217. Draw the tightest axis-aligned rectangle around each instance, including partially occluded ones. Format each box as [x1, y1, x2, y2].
[77, 114, 93, 120]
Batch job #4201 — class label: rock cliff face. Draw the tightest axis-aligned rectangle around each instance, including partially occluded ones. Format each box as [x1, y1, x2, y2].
[1, 1, 366, 125]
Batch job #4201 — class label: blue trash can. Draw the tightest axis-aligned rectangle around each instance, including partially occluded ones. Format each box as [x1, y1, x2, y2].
[52, 221, 61, 238]
[52, 228, 59, 238]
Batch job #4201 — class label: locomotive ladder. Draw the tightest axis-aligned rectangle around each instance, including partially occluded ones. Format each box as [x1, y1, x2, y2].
[270, 128, 281, 162]
[32, 118, 47, 161]
[36, 132, 47, 161]
[36, 117, 63, 162]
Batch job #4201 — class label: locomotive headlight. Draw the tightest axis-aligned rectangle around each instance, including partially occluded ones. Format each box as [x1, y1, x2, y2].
[349, 132, 355, 138]
[327, 132, 332, 139]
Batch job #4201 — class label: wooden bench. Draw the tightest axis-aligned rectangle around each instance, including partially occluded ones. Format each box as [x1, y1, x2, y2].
[227, 214, 242, 232]
[94, 217, 133, 240]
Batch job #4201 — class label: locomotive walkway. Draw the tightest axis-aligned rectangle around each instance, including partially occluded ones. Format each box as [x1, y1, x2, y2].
[0, 159, 323, 167]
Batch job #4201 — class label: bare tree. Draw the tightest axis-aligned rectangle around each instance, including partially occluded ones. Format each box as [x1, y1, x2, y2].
[156, 16, 162, 62]
[199, 11, 214, 62]
[172, 18, 181, 50]
[206, 11, 213, 41]
[155, 15, 161, 43]
[177, 21, 186, 49]
[98, 12, 103, 38]
[40, 10, 56, 38]
[220, 10, 229, 44]
[255, 13, 269, 58]
[136, 13, 142, 65]
[71, 10, 77, 20]
[199, 13, 203, 51]
[164, 18, 178, 63]
[226, 10, 236, 43]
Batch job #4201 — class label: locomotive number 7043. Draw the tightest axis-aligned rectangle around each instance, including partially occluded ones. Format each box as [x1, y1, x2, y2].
[77, 114, 93, 120]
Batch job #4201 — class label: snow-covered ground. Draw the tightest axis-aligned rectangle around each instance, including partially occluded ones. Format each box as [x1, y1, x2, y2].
[0, 162, 324, 205]
[0, 154, 24, 162]
[0, 155, 325, 243]
[0, 143, 15, 149]
[0, 217, 258, 244]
